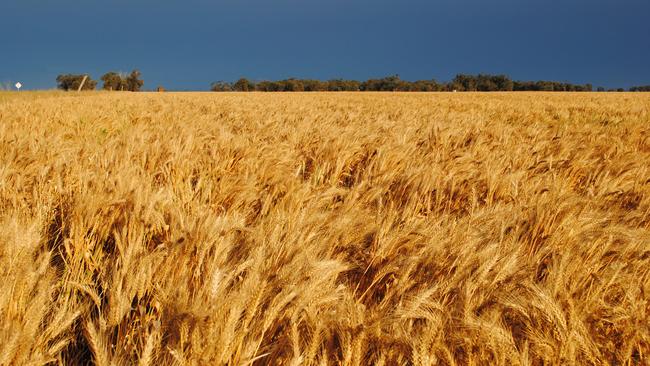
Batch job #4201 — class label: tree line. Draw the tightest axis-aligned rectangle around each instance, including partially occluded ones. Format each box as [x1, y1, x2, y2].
[55, 70, 144, 91]
[53, 71, 648, 92]
[212, 74, 650, 92]
[629, 85, 650, 92]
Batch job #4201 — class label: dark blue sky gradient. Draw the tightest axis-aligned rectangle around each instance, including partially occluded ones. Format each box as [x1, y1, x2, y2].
[1, 0, 648, 90]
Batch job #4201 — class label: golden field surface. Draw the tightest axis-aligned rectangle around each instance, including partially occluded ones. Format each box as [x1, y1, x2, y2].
[1, 91, 649, 365]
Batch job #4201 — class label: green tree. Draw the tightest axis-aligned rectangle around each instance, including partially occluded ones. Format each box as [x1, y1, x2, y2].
[56, 74, 97, 91]
[302, 79, 326, 91]
[412, 80, 442, 91]
[282, 78, 304, 92]
[476, 74, 498, 91]
[211, 81, 233, 91]
[233, 78, 255, 91]
[491, 75, 514, 91]
[100, 72, 125, 91]
[125, 70, 144, 92]
[452, 74, 478, 91]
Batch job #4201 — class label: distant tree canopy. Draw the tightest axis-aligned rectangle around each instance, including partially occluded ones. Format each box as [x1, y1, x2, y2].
[513, 80, 592, 92]
[211, 78, 361, 92]
[450, 74, 514, 91]
[56, 74, 97, 91]
[630, 85, 650, 92]
[210, 74, 602, 92]
[211, 81, 233, 91]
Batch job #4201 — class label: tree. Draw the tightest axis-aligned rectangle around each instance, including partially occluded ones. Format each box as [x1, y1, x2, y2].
[211, 81, 233, 91]
[100, 72, 126, 91]
[125, 70, 144, 92]
[360, 75, 404, 91]
[282, 78, 304, 92]
[302, 79, 326, 91]
[476, 74, 498, 91]
[233, 78, 255, 91]
[56, 74, 97, 91]
[255, 81, 278, 92]
[452, 74, 479, 91]
[338, 79, 360, 91]
[491, 75, 514, 91]
[411, 80, 433, 91]
[381, 75, 403, 91]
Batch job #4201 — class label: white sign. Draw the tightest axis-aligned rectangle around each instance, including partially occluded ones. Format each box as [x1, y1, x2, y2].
[15, 82, 22, 90]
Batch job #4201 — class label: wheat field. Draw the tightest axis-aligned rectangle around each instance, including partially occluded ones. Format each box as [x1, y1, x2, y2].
[1, 91, 649, 365]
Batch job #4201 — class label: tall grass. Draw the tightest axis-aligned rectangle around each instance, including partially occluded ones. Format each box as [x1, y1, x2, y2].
[0, 92, 649, 365]
[0, 90, 75, 104]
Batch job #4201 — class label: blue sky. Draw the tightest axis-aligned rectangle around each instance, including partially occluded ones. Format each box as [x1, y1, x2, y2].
[1, 0, 649, 90]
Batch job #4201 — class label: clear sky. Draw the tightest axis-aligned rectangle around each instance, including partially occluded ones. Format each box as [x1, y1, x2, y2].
[1, 0, 649, 90]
